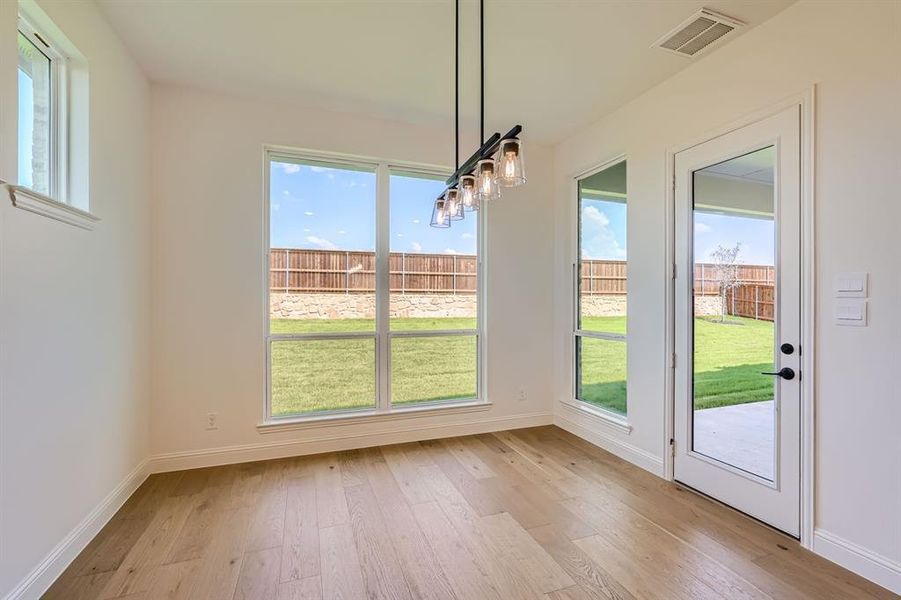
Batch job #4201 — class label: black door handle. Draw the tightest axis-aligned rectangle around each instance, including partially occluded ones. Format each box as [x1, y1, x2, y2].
[761, 367, 795, 380]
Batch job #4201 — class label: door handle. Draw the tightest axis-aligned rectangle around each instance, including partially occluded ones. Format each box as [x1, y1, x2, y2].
[761, 367, 795, 380]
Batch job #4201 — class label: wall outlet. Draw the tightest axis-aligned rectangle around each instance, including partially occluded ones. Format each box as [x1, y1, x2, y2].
[518, 388, 527, 401]
[206, 412, 219, 430]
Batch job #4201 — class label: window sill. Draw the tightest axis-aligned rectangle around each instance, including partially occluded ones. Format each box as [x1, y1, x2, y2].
[559, 399, 633, 434]
[258, 399, 491, 434]
[4, 183, 98, 230]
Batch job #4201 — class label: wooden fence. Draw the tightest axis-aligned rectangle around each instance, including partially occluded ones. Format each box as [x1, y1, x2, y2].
[270, 249, 775, 320]
[270, 248, 476, 294]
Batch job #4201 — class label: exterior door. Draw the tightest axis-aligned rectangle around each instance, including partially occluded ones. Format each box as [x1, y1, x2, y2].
[674, 106, 801, 536]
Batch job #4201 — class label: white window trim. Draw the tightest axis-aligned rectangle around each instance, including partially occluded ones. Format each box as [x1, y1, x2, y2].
[261, 146, 487, 427]
[569, 155, 630, 428]
[3, 181, 99, 230]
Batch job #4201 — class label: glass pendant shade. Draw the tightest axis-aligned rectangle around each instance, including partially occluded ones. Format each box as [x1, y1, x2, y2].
[430, 198, 450, 228]
[475, 158, 500, 201]
[445, 188, 464, 220]
[496, 138, 526, 187]
[459, 174, 478, 211]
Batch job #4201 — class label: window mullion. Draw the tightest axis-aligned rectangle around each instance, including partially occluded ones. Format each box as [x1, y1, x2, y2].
[376, 163, 391, 412]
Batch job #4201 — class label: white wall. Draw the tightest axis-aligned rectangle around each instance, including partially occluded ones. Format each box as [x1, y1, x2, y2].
[0, 0, 151, 597]
[149, 85, 555, 465]
[552, 0, 900, 591]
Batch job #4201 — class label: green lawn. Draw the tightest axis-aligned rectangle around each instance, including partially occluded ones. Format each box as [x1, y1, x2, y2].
[577, 316, 774, 414]
[270, 318, 476, 416]
[270, 315, 774, 417]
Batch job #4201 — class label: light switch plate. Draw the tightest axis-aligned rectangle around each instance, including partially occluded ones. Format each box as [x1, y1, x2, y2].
[835, 300, 867, 326]
[834, 272, 867, 297]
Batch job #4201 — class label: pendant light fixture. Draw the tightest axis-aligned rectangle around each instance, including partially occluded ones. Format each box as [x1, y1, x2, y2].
[430, 0, 526, 227]
[430, 197, 450, 228]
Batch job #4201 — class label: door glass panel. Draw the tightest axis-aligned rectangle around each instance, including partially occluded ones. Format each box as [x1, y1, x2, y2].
[691, 146, 776, 480]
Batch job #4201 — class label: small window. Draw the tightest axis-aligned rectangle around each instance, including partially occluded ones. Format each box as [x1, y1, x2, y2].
[17, 15, 67, 201]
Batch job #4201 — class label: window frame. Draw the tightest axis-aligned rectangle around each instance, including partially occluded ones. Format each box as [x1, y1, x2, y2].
[17, 13, 69, 203]
[568, 155, 631, 428]
[261, 146, 486, 427]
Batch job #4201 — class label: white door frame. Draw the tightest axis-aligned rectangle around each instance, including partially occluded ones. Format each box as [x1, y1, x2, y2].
[663, 88, 816, 547]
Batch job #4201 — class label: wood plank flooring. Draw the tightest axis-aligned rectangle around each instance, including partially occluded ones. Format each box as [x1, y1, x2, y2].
[44, 426, 897, 600]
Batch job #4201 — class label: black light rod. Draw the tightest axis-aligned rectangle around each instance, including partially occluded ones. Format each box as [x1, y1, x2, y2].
[445, 124, 522, 187]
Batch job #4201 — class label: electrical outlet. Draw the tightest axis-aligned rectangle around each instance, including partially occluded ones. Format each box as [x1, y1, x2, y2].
[206, 412, 219, 430]
[518, 388, 527, 401]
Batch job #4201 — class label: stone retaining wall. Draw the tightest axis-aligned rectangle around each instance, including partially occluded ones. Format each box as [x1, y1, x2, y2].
[270, 292, 477, 320]
[579, 295, 723, 317]
[270, 292, 724, 320]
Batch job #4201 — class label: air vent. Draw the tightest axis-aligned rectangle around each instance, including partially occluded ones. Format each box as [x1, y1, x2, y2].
[654, 9, 744, 57]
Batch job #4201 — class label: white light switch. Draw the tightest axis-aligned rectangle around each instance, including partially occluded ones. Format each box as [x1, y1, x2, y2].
[835, 300, 867, 326]
[834, 272, 867, 297]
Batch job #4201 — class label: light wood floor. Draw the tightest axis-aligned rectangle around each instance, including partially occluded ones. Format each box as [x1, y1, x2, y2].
[45, 426, 896, 600]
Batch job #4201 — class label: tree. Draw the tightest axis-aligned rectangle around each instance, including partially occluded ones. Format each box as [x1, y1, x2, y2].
[709, 243, 742, 322]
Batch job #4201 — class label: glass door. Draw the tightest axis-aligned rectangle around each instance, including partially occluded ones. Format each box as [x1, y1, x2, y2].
[673, 106, 801, 537]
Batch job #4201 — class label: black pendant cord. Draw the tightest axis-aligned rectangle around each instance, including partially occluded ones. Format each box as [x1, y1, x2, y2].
[454, 0, 459, 171]
[480, 0, 484, 145]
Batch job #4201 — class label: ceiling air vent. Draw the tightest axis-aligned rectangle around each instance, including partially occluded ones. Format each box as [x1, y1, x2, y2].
[654, 8, 744, 57]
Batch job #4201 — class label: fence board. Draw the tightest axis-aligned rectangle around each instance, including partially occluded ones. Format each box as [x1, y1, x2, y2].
[269, 249, 775, 320]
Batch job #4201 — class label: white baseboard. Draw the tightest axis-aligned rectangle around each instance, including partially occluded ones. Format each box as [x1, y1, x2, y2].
[149, 411, 555, 473]
[2, 459, 151, 600]
[554, 411, 664, 476]
[813, 529, 901, 595]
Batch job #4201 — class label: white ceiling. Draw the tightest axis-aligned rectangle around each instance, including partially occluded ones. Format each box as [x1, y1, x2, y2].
[701, 146, 774, 183]
[96, 0, 794, 144]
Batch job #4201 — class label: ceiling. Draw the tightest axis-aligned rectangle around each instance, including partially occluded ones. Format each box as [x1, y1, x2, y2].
[96, 0, 794, 144]
[700, 146, 774, 183]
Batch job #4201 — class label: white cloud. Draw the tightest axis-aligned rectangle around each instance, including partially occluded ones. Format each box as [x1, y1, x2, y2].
[305, 235, 337, 250]
[282, 190, 289, 196]
[309, 166, 328, 173]
[581, 205, 626, 260]
[410, 241, 423, 252]
[695, 222, 712, 234]
[304, 211, 314, 216]
[396, 233, 404, 238]
[443, 248, 459, 255]
[461, 233, 473, 240]
[271, 203, 280, 211]
[279, 163, 301, 174]
[412, 219, 420, 224]
[303, 228, 311, 232]
[338, 230, 346, 235]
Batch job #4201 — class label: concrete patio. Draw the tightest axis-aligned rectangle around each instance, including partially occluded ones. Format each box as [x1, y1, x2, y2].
[694, 400, 775, 480]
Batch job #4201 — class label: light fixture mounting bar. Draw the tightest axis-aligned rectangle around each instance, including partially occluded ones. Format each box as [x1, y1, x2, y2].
[445, 124, 522, 188]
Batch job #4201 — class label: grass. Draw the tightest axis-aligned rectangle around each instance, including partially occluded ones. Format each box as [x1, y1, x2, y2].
[577, 316, 774, 414]
[270, 315, 774, 417]
[270, 317, 476, 416]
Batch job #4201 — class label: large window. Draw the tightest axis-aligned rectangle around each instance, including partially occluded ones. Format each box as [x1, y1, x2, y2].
[574, 160, 628, 416]
[17, 14, 67, 200]
[266, 153, 481, 420]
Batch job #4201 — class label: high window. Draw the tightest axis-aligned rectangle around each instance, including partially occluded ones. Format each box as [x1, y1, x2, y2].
[266, 151, 482, 421]
[17, 14, 67, 200]
[574, 160, 628, 417]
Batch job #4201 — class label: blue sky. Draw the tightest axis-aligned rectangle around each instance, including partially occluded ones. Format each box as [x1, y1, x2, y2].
[694, 211, 775, 265]
[580, 196, 774, 266]
[270, 162, 476, 255]
[580, 197, 627, 260]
